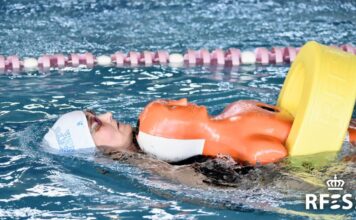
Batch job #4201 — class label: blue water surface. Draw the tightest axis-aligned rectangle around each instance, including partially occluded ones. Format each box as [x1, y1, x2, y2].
[0, 0, 356, 219]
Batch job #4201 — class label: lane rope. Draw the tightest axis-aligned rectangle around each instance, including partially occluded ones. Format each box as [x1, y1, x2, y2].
[0, 44, 355, 74]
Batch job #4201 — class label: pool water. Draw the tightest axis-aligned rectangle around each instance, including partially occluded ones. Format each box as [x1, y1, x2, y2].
[0, 0, 356, 219]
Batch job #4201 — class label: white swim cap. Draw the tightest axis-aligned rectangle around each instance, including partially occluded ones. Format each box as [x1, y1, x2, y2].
[43, 111, 96, 153]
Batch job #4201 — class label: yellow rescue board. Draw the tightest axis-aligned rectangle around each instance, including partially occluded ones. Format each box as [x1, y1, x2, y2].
[278, 41, 356, 156]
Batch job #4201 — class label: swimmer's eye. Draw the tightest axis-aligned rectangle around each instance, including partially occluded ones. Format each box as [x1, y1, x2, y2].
[85, 110, 103, 134]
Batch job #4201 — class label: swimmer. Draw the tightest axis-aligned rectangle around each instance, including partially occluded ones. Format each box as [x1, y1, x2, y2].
[43, 98, 356, 163]
[42, 99, 356, 191]
[44, 99, 290, 162]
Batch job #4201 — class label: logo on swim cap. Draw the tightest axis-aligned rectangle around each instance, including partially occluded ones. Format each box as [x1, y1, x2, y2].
[43, 111, 96, 153]
[53, 127, 75, 153]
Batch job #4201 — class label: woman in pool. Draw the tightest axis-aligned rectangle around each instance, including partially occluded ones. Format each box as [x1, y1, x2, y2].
[44, 99, 355, 160]
[43, 98, 356, 189]
[43, 99, 293, 163]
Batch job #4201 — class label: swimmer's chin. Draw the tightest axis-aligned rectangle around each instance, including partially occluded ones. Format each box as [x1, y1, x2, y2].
[118, 123, 132, 134]
[97, 144, 132, 154]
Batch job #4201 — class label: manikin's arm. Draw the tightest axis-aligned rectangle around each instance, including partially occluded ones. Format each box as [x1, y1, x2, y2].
[216, 100, 356, 145]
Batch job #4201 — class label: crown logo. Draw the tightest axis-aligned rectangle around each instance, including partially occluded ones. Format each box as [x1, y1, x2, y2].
[326, 175, 345, 191]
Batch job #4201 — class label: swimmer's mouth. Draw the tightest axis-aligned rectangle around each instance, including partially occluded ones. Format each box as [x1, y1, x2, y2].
[116, 121, 120, 130]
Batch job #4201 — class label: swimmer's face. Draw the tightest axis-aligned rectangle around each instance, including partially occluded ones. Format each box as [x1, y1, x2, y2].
[85, 111, 133, 151]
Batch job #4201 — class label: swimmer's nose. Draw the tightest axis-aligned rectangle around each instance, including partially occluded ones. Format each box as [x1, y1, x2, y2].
[98, 112, 113, 123]
[105, 112, 113, 122]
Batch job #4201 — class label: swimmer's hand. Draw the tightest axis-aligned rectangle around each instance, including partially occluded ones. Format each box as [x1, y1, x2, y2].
[348, 119, 356, 146]
[343, 154, 356, 162]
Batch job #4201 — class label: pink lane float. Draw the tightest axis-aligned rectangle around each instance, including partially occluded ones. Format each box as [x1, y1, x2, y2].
[0, 44, 355, 74]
